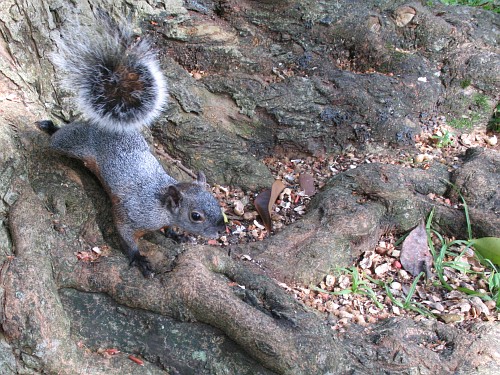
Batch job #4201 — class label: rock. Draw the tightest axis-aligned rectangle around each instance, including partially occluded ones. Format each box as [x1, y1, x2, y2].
[394, 6, 416, 27]
[1, 0, 500, 374]
[449, 148, 500, 237]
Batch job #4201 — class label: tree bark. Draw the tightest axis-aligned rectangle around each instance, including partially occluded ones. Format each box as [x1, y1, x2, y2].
[0, 0, 499, 374]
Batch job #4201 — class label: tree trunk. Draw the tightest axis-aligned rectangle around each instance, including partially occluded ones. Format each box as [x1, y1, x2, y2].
[0, 0, 499, 374]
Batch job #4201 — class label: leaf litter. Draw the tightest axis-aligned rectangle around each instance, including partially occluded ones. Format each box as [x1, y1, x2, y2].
[400, 221, 434, 278]
[154, 114, 500, 335]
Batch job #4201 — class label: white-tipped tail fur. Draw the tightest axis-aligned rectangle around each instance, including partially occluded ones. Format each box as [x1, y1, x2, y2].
[51, 11, 167, 132]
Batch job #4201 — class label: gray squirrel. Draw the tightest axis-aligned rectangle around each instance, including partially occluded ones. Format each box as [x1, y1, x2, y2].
[37, 11, 226, 277]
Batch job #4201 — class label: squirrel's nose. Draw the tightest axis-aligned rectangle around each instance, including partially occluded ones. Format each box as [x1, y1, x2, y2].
[216, 218, 226, 233]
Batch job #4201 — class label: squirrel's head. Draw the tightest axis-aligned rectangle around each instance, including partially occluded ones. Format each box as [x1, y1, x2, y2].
[160, 172, 226, 239]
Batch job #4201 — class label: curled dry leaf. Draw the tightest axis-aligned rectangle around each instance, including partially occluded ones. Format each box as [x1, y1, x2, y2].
[128, 355, 144, 366]
[254, 180, 286, 233]
[394, 5, 416, 27]
[254, 189, 272, 232]
[269, 179, 286, 214]
[400, 221, 433, 278]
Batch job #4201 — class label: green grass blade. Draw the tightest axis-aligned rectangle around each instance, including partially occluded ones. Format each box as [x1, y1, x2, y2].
[404, 272, 424, 306]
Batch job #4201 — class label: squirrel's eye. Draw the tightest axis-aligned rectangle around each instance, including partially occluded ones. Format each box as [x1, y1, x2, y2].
[190, 211, 204, 222]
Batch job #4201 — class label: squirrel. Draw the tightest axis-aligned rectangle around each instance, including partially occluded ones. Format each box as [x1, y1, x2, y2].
[37, 11, 226, 277]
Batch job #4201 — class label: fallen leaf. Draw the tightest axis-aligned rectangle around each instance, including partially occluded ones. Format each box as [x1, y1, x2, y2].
[75, 251, 99, 262]
[400, 221, 433, 278]
[269, 179, 286, 214]
[128, 355, 144, 366]
[103, 348, 120, 355]
[471, 237, 500, 266]
[254, 189, 272, 232]
[394, 5, 416, 27]
[299, 173, 316, 196]
[254, 180, 286, 233]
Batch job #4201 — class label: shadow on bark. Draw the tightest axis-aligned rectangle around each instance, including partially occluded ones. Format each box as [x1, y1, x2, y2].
[0, 0, 499, 373]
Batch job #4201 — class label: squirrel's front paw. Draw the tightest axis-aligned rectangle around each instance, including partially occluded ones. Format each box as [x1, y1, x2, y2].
[163, 227, 189, 243]
[130, 254, 154, 278]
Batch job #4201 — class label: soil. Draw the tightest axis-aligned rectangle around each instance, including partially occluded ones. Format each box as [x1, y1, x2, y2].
[188, 118, 499, 331]
[0, 0, 499, 374]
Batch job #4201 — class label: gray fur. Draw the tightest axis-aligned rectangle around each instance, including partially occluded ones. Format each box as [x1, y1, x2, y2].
[51, 11, 167, 132]
[49, 123, 225, 276]
[44, 12, 225, 276]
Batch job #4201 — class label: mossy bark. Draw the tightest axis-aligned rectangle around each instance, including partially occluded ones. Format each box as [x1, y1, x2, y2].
[0, 0, 499, 374]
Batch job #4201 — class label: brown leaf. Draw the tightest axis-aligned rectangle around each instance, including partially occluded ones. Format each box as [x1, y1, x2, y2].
[269, 179, 285, 214]
[254, 189, 272, 232]
[103, 348, 120, 355]
[128, 355, 144, 366]
[400, 221, 433, 278]
[254, 180, 286, 233]
[299, 173, 316, 196]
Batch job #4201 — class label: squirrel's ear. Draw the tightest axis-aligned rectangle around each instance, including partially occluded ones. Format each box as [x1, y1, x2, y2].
[196, 171, 207, 187]
[163, 185, 183, 209]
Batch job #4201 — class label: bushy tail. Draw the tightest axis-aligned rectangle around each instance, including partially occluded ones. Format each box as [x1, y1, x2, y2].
[52, 10, 167, 132]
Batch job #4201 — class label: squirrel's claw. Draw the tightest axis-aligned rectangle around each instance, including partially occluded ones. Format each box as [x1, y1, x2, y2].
[130, 254, 154, 278]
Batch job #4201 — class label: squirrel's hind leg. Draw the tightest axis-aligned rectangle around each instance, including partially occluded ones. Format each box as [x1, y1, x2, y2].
[37, 120, 94, 161]
[46, 122, 96, 160]
[36, 120, 60, 135]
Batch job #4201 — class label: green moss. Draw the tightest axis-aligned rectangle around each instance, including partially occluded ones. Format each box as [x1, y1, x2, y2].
[448, 93, 493, 129]
[439, 0, 499, 13]
[448, 118, 468, 129]
[473, 93, 489, 110]
[460, 78, 471, 89]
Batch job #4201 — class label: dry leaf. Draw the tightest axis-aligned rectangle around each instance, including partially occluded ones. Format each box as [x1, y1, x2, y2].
[128, 355, 144, 366]
[254, 189, 272, 232]
[400, 221, 433, 278]
[269, 180, 285, 214]
[394, 6, 416, 27]
[254, 180, 286, 233]
[103, 348, 120, 355]
[299, 173, 316, 196]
